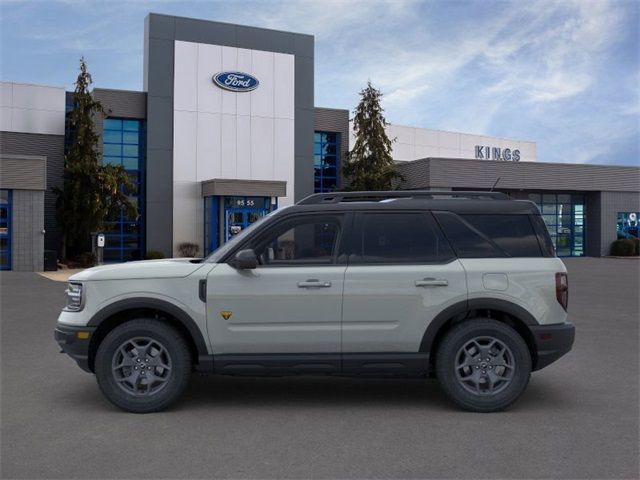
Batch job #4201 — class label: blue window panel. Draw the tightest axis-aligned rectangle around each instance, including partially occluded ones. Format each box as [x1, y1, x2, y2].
[103, 156, 121, 166]
[103, 143, 122, 157]
[122, 144, 139, 158]
[122, 131, 140, 145]
[122, 158, 139, 171]
[104, 118, 123, 130]
[123, 120, 140, 131]
[101, 117, 146, 263]
[103, 130, 122, 143]
[313, 131, 341, 193]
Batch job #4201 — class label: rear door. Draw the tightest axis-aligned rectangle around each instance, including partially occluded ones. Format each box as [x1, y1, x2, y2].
[341, 211, 467, 362]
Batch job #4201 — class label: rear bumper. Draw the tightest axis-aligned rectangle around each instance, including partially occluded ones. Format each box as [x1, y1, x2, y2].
[54, 324, 96, 373]
[530, 322, 575, 371]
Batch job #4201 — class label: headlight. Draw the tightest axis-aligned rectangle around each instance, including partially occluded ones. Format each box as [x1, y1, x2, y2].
[64, 283, 84, 311]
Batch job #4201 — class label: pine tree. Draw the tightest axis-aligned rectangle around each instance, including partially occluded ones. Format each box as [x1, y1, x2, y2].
[54, 58, 136, 260]
[342, 81, 400, 191]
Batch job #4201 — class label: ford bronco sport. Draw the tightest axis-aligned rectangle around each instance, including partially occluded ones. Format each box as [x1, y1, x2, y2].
[55, 191, 575, 413]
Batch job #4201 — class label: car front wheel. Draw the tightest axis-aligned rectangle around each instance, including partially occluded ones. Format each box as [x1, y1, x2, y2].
[436, 318, 532, 412]
[94, 319, 191, 413]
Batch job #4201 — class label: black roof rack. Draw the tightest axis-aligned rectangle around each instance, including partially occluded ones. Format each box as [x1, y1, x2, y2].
[297, 190, 509, 205]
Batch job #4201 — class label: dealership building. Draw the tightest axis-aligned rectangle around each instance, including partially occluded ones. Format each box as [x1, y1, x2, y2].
[1, 13, 639, 271]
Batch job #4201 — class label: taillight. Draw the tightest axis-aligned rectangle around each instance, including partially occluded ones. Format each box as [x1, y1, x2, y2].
[555, 272, 568, 311]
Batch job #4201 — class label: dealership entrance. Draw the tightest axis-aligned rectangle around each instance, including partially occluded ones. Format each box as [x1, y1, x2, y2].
[204, 195, 276, 255]
[201, 179, 286, 256]
[528, 193, 585, 257]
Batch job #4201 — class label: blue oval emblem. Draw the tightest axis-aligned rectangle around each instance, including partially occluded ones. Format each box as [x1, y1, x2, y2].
[212, 71, 259, 92]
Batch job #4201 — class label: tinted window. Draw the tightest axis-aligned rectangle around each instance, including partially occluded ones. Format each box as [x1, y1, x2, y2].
[253, 216, 341, 266]
[434, 212, 501, 258]
[462, 215, 543, 257]
[530, 215, 556, 257]
[356, 212, 454, 264]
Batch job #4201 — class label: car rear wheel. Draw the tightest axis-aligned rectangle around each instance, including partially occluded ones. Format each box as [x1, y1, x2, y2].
[95, 319, 191, 413]
[436, 318, 531, 412]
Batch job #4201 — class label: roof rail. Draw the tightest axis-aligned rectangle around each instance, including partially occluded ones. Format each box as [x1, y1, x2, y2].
[297, 190, 509, 205]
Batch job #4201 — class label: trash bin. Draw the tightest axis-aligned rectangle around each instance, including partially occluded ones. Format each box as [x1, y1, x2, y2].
[44, 250, 57, 271]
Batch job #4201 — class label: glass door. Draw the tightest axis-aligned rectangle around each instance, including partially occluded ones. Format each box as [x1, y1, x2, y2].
[529, 193, 585, 257]
[223, 196, 272, 242]
[0, 190, 11, 270]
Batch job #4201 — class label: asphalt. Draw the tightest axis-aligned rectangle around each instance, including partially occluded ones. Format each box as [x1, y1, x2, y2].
[1, 258, 638, 479]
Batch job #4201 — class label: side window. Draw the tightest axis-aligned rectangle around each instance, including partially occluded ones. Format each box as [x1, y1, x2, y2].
[530, 215, 556, 257]
[356, 212, 454, 264]
[434, 212, 502, 258]
[252, 216, 342, 266]
[462, 215, 543, 257]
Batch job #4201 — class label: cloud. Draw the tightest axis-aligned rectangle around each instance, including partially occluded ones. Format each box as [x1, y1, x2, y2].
[1, 0, 637, 165]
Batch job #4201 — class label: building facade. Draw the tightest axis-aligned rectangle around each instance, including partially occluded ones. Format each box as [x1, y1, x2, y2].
[0, 13, 638, 270]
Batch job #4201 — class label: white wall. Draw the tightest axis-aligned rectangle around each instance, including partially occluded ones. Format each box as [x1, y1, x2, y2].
[0, 82, 65, 135]
[172, 41, 295, 255]
[350, 123, 537, 163]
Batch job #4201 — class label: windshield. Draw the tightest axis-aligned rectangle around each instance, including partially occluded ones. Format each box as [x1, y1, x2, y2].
[204, 206, 290, 263]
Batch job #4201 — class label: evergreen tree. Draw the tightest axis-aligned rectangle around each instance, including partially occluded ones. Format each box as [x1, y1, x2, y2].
[54, 58, 136, 260]
[342, 81, 400, 191]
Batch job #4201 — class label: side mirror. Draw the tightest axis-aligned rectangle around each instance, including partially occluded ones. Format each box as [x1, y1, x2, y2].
[232, 249, 258, 270]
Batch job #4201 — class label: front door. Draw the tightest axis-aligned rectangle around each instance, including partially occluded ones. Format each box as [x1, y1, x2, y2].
[207, 213, 347, 359]
[341, 212, 467, 363]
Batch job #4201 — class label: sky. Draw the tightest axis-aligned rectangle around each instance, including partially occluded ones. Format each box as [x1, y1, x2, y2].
[1, 0, 639, 166]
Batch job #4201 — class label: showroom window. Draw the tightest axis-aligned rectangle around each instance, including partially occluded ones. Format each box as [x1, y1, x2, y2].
[529, 193, 585, 257]
[314, 132, 340, 193]
[617, 212, 639, 239]
[0, 189, 11, 270]
[102, 118, 145, 262]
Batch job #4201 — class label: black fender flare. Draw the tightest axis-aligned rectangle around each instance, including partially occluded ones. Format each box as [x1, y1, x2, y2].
[87, 297, 209, 357]
[419, 298, 539, 353]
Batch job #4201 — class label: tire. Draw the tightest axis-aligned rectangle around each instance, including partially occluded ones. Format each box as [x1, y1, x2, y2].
[95, 319, 192, 413]
[435, 318, 531, 412]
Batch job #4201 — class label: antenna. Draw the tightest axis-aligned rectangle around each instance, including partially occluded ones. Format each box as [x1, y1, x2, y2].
[490, 177, 501, 192]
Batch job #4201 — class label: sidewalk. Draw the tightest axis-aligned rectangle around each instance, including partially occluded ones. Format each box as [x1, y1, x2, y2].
[36, 269, 84, 282]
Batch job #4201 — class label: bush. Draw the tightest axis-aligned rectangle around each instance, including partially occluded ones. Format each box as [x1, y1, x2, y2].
[610, 239, 636, 256]
[145, 250, 165, 260]
[76, 252, 96, 268]
[177, 242, 200, 258]
[631, 237, 640, 256]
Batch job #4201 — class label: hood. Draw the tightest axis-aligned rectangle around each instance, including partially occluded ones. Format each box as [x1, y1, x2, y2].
[69, 258, 205, 281]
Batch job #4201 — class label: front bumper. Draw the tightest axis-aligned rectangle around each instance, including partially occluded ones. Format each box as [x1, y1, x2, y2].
[530, 322, 575, 371]
[54, 324, 96, 373]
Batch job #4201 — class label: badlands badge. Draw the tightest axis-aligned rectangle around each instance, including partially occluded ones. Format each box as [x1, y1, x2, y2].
[220, 311, 233, 320]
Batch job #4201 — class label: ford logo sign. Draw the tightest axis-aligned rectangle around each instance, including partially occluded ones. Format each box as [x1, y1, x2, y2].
[212, 72, 259, 92]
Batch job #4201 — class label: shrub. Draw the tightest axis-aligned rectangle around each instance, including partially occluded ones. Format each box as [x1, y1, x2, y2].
[630, 237, 640, 256]
[76, 252, 96, 268]
[177, 242, 200, 258]
[610, 239, 636, 256]
[145, 250, 165, 260]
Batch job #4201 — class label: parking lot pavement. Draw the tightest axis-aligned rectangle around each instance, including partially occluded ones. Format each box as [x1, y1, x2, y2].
[1, 258, 638, 479]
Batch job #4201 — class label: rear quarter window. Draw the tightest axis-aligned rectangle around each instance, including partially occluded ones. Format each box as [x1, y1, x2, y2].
[434, 212, 546, 258]
[462, 214, 543, 257]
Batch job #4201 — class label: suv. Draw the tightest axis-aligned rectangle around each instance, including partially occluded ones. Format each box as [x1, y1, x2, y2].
[55, 191, 575, 413]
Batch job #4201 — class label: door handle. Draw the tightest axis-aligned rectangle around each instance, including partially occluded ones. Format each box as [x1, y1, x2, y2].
[415, 278, 448, 287]
[297, 279, 332, 288]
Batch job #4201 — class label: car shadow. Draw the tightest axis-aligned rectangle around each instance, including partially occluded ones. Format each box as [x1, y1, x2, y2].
[53, 373, 577, 414]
